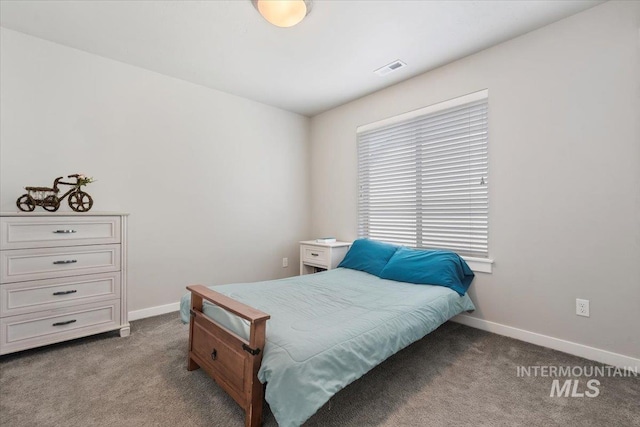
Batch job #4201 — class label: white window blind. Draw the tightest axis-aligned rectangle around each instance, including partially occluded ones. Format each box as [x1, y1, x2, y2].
[357, 90, 489, 258]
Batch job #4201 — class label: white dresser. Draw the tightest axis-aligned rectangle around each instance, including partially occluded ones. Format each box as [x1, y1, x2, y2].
[0, 212, 129, 355]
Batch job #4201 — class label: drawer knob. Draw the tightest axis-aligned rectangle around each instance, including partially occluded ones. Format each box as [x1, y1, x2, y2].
[53, 290, 78, 296]
[53, 260, 78, 265]
[211, 349, 217, 361]
[53, 230, 77, 234]
[311, 253, 319, 257]
[52, 319, 77, 327]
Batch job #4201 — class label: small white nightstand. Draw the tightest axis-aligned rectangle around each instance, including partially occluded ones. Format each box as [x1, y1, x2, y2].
[299, 240, 351, 275]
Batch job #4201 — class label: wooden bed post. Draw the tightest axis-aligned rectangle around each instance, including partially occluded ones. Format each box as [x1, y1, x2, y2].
[187, 290, 203, 371]
[246, 319, 267, 427]
[186, 285, 270, 427]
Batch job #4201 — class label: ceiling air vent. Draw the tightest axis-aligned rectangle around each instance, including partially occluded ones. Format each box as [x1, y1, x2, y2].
[374, 60, 407, 76]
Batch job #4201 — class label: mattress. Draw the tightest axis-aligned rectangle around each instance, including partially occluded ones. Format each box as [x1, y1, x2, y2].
[180, 267, 475, 427]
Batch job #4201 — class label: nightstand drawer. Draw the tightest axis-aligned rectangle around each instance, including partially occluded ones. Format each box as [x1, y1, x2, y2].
[1, 245, 121, 284]
[1, 216, 121, 250]
[301, 245, 329, 266]
[1, 273, 120, 317]
[0, 300, 120, 354]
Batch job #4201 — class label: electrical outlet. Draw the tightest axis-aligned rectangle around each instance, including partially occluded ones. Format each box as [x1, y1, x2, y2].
[576, 299, 590, 317]
[282, 257, 288, 268]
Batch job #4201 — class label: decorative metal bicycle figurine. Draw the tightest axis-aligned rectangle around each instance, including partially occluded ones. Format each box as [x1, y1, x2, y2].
[16, 174, 95, 212]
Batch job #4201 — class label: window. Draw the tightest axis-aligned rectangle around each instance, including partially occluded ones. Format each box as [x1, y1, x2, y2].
[357, 90, 489, 260]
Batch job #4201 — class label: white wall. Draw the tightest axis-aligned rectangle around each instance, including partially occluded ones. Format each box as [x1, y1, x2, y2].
[310, 1, 640, 360]
[0, 28, 310, 313]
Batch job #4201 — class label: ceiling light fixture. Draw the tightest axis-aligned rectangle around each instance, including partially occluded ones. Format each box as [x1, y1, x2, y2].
[252, 0, 313, 28]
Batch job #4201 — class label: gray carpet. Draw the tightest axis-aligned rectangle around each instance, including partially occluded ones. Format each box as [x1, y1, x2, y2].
[1, 312, 638, 427]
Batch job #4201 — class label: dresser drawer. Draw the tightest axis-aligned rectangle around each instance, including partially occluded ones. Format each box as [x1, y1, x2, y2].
[1, 245, 121, 284]
[1, 273, 120, 317]
[0, 300, 120, 355]
[1, 216, 121, 250]
[301, 245, 329, 266]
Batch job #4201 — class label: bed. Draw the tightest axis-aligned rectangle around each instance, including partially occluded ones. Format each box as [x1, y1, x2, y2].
[180, 242, 476, 427]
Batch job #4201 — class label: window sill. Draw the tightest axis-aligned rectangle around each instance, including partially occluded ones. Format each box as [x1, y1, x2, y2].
[462, 256, 493, 274]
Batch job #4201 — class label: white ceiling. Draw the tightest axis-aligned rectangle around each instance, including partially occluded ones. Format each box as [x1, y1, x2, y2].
[0, 0, 602, 116]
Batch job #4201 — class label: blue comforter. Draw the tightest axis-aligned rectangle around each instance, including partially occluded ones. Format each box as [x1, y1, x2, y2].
[180, 268, 475, 427]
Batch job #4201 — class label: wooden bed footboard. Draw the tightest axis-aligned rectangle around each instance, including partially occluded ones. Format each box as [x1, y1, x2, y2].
[187, 285, 270, 427]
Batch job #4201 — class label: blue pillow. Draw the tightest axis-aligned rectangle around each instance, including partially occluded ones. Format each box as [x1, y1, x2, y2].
[337, 239, 399, 277]
[379, 247, 474, 295]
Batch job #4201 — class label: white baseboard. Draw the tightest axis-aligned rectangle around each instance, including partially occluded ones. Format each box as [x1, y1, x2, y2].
[128, 302, 180, 321]
[452, 314, 639, 371]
